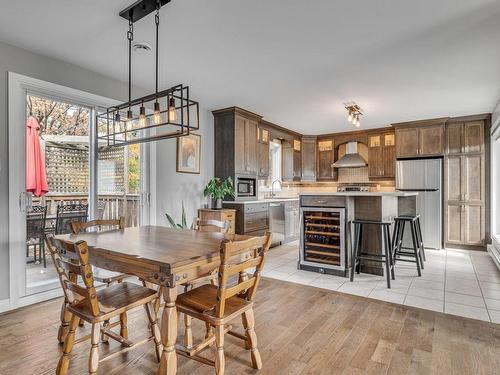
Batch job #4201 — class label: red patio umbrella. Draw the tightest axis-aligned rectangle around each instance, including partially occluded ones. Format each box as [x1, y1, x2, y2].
[26, 116, 48, 197]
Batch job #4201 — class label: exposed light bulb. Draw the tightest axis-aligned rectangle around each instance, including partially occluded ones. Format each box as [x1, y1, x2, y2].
[355, 116, 360, 127]
[347, 112, 352, 122]
[139, 103, 146, 127]
[168, 97, 176, 122]
[153, 101, 161, 125]
[126, 109, 133, 130]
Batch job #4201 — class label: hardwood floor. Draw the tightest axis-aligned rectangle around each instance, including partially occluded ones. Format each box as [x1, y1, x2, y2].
[0, 278, 499, 374]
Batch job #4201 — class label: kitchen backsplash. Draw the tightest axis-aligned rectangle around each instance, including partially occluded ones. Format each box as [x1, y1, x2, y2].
[337, 167, 370, 183]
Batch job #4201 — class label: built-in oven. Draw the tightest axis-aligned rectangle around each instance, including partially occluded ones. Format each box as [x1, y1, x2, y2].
[299, 206, 347, 276]
[235, 176, 256, 199]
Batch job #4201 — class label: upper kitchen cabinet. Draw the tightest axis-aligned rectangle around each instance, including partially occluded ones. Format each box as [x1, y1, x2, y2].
[316, 138, 336, 180]
[213, 107, 262, 178]
[258, 127, 270, 178]
[282, 139, 301, 181]
[393, 119, 446, 158]
[446, 120, 484, 154]
[301, 136, 317, 181]
[367, 131, 395, 179]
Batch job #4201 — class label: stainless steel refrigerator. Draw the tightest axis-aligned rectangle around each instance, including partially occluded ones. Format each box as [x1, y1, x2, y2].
[396, 158, 442, 249]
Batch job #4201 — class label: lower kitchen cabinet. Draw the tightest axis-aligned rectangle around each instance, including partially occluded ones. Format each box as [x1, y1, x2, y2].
[445, 203, 484, 246]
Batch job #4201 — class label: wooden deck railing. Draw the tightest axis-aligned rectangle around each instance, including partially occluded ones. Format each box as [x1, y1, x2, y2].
[32, 193, 141, 228]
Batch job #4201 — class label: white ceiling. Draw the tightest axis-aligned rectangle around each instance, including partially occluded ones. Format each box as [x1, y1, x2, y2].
[1, 0, 500, 134]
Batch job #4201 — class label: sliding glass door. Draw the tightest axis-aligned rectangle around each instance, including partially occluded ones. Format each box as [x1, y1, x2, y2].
[7, 73, 151, 310]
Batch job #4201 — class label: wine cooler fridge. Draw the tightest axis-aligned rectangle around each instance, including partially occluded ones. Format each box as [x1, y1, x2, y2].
[299, 207, 347, 276]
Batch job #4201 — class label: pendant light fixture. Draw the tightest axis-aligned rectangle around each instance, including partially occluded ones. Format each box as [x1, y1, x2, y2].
[97, 0, 199, 147]
[344, 102, 363, 128]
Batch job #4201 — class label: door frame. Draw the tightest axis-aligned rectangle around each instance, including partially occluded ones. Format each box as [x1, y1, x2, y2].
[4, 72, 152, 312]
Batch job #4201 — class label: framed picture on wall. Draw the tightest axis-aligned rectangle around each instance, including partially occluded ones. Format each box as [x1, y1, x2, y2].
[176, 133, 201, 174]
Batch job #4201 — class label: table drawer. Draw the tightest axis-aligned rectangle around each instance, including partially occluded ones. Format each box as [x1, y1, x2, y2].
[244, 211, 269, 232]
[300, 196, 346, 208]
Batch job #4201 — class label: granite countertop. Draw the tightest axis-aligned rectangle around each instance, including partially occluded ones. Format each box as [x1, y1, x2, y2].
[299, 191, 418, 197]
[223, 197, 299, 204]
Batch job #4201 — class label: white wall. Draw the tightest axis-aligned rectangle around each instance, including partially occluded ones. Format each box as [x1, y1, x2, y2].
[153, 108, 214, 227]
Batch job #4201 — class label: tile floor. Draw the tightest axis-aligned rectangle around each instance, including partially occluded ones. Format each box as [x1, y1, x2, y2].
[263, 241, 500, 323]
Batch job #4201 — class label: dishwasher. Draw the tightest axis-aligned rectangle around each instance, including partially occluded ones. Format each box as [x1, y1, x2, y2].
[269, 200, 300, 246]
[269, 202, 285, 246]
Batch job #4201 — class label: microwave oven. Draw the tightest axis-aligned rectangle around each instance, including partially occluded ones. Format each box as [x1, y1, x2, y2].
[236, 177, 256, 198]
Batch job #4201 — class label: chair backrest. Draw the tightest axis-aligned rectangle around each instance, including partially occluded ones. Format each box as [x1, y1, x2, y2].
[215, 232, 272, 318]
[192, 218, 230, 234]
[71, 217, 125, 234]
[46, 235, 100, 316]
[55, 203, 88, 235]
[26, 205, 47, 240]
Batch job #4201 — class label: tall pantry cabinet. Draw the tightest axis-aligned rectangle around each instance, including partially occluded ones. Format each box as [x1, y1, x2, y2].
[444, 117, 489, 249]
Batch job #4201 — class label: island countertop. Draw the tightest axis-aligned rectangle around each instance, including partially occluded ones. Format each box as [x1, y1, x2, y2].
[299, 191, 418, 197]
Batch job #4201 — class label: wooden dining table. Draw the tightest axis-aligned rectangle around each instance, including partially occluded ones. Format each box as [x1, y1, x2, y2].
[56, 225, 251, 375]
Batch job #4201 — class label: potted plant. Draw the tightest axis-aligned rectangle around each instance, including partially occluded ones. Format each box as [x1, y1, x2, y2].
[203, 177, 235, 209]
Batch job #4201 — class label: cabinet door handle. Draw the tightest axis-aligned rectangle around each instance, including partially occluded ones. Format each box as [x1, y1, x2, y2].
[316, 200, 327, 204]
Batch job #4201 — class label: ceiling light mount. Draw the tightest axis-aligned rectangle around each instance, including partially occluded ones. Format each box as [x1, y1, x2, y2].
[98, 0, 199, 147]
[344, 102, 363, 127]
[119, 0, 171, 23]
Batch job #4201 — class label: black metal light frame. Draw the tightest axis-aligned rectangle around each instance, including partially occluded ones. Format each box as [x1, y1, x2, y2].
[97, 0, 199, 147]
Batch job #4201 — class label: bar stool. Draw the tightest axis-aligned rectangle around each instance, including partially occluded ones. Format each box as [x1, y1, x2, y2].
[350, 219, 395, 288]
[392, 215, 424, 276]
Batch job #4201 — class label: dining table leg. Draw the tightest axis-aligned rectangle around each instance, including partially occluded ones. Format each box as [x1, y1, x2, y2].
[158, 285, 178, 375]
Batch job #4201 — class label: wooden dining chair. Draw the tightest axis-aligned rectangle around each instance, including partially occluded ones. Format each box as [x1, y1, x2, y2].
[176, 232, 272, 375]
[70, 218, 129, 286]
[191, 217, 230, 233]
[69, 218, 131, 342]
[46, 235, 162, 375]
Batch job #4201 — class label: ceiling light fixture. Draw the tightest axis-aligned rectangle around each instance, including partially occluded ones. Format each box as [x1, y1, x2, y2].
[97, 0, 199, 147]
[344, 102, 363, 128]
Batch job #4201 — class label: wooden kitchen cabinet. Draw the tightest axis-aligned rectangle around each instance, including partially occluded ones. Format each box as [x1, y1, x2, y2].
[446, 121, 484, 154]
[213, 107, 262, 180]
[301, 136, 317, 181]
[394, 121, 445, 158]
[316, 139, 336, 180]
[282, 140, 301, 181]
[445, 203, 484, 247]
[368, 132, 395, 179]
[443, 117, 487, 249]
[258, 127, 270, 177]
[236, 115, 259, 174]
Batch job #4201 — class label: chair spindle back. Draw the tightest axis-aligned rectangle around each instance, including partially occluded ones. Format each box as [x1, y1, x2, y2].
[215, 232, 272, 318]
[46, 235, 100, 317]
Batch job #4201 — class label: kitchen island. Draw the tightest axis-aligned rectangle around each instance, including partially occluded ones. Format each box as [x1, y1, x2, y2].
[299, 192, 418, 276]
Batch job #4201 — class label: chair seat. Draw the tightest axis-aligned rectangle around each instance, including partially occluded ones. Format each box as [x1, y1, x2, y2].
[177, 284, 252, 323]
[92, 266, 129, 284]
[68, 282, 158, 323]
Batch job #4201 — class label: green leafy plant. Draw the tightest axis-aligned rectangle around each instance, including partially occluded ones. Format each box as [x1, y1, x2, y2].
[203, 177, 235, 200]
[165, 201, 188, 229]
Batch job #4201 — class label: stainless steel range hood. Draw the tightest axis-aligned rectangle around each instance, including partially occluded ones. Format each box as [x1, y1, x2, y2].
[332, 142, 367, 168]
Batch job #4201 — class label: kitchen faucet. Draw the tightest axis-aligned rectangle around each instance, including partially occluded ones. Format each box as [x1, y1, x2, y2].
[271, 179, 282, 198]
